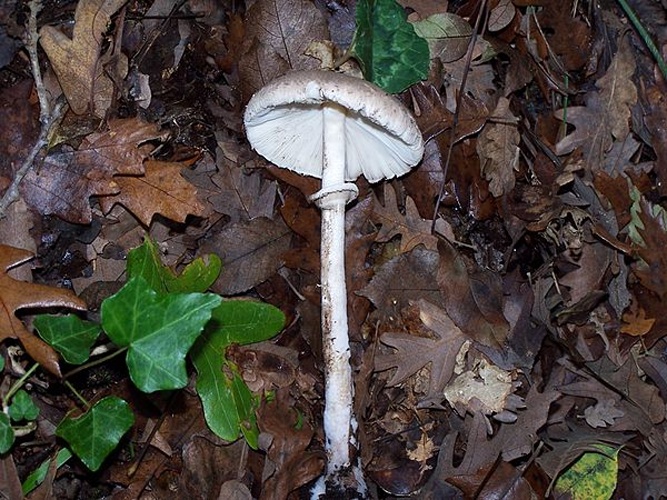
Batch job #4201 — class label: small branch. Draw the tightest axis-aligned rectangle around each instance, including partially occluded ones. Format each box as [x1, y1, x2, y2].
[0, 0, 65, 219]
[26, 0, 50, 121]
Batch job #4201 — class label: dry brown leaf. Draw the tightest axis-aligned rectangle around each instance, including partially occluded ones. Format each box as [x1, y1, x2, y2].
[477, 97, 519, 197]
[39, 0, 127, 117]
[0, 244, 86, 376]
[209, 161, 277, 223]
[21, 118, 164, 224]
[98, 160, 205, 225]
[237, 0, 328, 101]
[373, 185, 438, 254]
[205, 216, 292, 295]
[375, 300, 467, 401]
[555, 37, 637, 170]
[488, 0, 516, 32]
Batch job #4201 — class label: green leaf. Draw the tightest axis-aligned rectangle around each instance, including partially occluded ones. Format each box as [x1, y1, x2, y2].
[127, 237, 222, 294]
[191, 333, 252, 444]
[8, 390, 39, 421]
[554, 443, 619, 500]
[207, 300, 286, 346]
[56, 396, 134, 472]
[191, 300, 283, 446]
[0, 356, 5, 371]
[101, 276, 222, 392]
[0, 412, 15, 453]
[34, 314, 101, 365]
[22, 448, 72, 495]
[351, 0, 430, 93]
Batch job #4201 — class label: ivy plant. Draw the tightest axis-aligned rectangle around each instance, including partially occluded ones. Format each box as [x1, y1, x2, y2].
[23, 237, 285, 487]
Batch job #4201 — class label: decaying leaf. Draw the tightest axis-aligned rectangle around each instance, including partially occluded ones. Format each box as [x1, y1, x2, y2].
[21, 118, 165, 224]
[477, 97, 519, 197]
[0, 244, 86, 376]
[237, 0, 328, 100]
[39, 0, 128, 117]
[375, 300, 467, 402]
[555, 37, 637, 170]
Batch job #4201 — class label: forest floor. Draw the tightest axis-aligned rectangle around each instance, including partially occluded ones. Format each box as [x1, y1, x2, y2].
[1, 0, 667, 498]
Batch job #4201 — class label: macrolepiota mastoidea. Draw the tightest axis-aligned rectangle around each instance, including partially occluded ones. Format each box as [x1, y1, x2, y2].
[244, 70, 424, 498]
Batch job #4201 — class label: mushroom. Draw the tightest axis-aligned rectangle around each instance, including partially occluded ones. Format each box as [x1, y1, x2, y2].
[244, 70, 424, 498]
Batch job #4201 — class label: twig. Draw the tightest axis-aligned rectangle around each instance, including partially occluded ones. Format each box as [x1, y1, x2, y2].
[0, 0, 65, 219]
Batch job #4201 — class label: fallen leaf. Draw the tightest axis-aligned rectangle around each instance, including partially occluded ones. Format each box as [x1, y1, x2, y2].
[209, 161, 277, 223]
[436, 240, 510, 353]
[0, 244, 86, 376]
[21, 118, 165, 224]
[98, 160, 205, 225]
[555, 37, 637, 170]
[39, 0, 127, 116]
[205, 217, 292, 295]
[373, 185, 438, 254]
[359, 247, 444, 325]
[375, 300, 466, 401]
[237, 0, 328, 100]
[477, 97, 519, 197]
[257, 390, 324, 500]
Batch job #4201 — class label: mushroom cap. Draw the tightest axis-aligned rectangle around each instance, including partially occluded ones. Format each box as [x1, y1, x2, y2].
[243, 70, 424, 183]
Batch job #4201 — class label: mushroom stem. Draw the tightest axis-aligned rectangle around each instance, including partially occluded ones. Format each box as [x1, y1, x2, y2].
[310, 104, 363, 493]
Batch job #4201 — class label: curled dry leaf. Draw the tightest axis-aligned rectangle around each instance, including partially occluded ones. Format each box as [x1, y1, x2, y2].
[39, 0, 128, 117]
[0, 244, 86, 376]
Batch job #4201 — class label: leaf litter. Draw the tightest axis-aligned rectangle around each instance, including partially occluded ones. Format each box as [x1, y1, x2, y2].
[1, 0, 667, 498]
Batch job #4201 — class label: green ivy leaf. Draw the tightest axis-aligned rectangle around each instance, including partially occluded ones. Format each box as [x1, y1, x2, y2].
[554, 443, 619, 500]
[101, 276, 221, 392]
[0, 412, 15, 453]
[207, 300, 286, 346]
[9, 390, 39, 421]
[191, 299, 284, 446]
[34, 314, 101, 365]
[56, 396, 134, 472]
[22, 448, 72, 495]
[127, 237, 222, 294]
[351, 0, 430, 93]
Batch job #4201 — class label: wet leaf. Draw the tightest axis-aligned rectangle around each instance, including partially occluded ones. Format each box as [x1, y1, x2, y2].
[352, 0, 430, 93]
[101, 276, 221, 392]
[56, 396, 134, 471]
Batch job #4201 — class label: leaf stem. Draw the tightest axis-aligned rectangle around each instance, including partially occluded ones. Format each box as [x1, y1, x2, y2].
[3, 363, 40, 408]
[62, 346, 128, 381]
[63, 380, 90, 409]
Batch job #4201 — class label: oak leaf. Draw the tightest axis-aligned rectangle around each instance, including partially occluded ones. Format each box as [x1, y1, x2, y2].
[98, 160, 205, 226]
[39, 0, 127, 117]
[555, 37, 637, 170]
[0, 245, 86, 376]
[477, 97, 519, 197]
[373, 185, 437, 254]
[375, 300, 466, 402]
[21, 118, 165, 224]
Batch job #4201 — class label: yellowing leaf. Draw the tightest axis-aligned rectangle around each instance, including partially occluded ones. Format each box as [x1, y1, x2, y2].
[554, 444, 619, 500]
